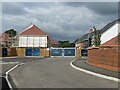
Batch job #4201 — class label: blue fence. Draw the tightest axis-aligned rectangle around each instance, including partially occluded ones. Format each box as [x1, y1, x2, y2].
[64, 48, 75, 56]
[50, 48, 62, 56]
[81, 49, 88, 56]
[50, 48, 76, 57]
[2, 48, 7, 57]
[26, 48, 40, 56]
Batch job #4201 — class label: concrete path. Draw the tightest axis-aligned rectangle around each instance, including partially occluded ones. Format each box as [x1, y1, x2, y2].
[9, 57, 118, 88]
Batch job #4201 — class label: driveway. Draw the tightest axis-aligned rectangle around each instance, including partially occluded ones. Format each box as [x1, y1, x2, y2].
[9, 57, 118, 88]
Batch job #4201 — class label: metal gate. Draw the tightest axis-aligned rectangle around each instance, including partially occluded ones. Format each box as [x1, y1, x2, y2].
[50, 48, 62, 57]
[64, 48, 75, 57]
[50, 48, 76, 57]
[2, 48, 7, 57]
[81, 49, 88, 56]
[26, 48, 40, 56]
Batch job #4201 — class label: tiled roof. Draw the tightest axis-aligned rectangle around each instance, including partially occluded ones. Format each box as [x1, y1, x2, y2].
[50, 39, 59, 44]
[77, 32, 93, 43]
[100, 19, 120, 34]
[0, 33, 9, 41]
[19, 24, 49, 36]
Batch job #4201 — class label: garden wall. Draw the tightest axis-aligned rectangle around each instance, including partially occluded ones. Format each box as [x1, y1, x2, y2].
[88, 46, 120, 71]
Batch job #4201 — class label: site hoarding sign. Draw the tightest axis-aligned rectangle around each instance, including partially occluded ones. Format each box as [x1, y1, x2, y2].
[50, 48, 76, 57]
[64, 48, 76, 57]
[26, 48, 40, 56]
[50, 48, 62, 57]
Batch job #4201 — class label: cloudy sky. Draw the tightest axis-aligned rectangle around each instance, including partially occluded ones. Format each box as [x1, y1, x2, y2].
[2, 2, 118, 41]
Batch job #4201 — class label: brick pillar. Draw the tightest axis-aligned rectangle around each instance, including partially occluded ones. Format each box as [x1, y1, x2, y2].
[76, 48, 81, 58]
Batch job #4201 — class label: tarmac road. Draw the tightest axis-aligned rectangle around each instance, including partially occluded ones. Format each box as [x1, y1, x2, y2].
[1, 57, 44, 89]
[9, 57, 118, 88]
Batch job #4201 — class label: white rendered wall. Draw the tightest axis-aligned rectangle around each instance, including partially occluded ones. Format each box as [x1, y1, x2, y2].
[101, 23, 119, 44]
[75, 43, 80, 47]
[34, 37, 39, 47]
[19, 36, 27, 47]
[39, 37, 47, 47]
[19, 36, 47, 47]
[22, 37, 27, 47]
[28, 37, 33, 47]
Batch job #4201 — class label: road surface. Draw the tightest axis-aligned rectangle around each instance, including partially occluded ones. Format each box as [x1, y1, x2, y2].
[9, 57, 118, 88]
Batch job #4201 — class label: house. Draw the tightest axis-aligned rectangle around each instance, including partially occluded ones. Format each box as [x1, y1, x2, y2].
[76, 19, 120, 48]
[16, 24, 50, 57]
[76, 19, 120, 59]
[75, 33, 91, 58]
[100, 19, 119, 45]
[75, 33, 92, 48]
[0, 33, 9, 47]
[88, 19, 120, 71]
[50, 39, 59, 47]
[18, 24, 49, 47]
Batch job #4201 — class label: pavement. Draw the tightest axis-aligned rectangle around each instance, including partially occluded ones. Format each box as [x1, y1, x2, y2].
[9, 57, 118, 88]
[72, 58, 119, 79]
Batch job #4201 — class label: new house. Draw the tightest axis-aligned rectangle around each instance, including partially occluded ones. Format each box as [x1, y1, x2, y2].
[16, 24, 50, 57]
[18, 24, 49, 47]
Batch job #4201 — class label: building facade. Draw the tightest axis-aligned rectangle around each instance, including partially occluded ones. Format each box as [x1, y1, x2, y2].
[18, 24, 49, 47]
[0, 33, 9, 47]
[16, 24, 50, 57]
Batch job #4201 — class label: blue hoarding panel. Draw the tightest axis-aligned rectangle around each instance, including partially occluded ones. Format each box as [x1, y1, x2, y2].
[81, 49, 88, 56]
[2, 48, 7, 57]
[51, 48, 62, 56]
[26, 48, 40, 56]
[64, 48, 75, 56]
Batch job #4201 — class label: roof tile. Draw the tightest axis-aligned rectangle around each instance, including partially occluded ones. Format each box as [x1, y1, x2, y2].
[19, 24, 49, 36]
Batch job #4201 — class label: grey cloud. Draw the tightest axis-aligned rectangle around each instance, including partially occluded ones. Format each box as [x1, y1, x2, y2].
[2, 2, 118, 41]
[50, 30, 83, 41]
[63, 2, 118, 16]
[85, 2, 118, 16]
[12, 2, 64, 12]
[119, 2, 120, 18]
[2, 3, 28, 15]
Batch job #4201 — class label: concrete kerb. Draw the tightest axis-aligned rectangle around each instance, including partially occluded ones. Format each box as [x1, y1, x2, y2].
[5, 63, 25, 90]
[5, 64, 19, 90]
[1, 57, 18, 59]
[70, 59, 120, 82]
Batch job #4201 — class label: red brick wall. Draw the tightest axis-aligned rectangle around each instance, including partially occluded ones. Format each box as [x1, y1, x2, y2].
[88, 46, 120, 71]
[8, 47, 18, 57]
